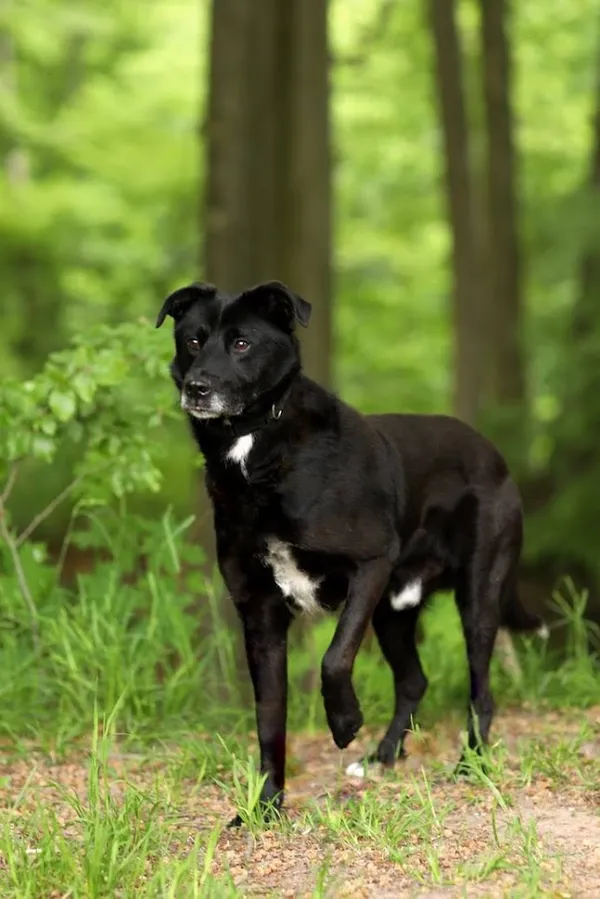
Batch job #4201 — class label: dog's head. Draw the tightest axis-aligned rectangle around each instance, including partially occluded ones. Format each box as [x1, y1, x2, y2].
[156, 280, 312, 421]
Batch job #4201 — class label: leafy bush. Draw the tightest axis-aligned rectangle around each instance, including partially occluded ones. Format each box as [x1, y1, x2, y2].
[0, 321, 183, 641]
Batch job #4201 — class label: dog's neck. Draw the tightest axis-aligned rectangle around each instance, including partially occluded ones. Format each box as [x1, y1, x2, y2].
[223, 367, 298, 438]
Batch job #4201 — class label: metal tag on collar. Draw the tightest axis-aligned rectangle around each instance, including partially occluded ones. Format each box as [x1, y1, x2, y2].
[271, 403, 283, 421]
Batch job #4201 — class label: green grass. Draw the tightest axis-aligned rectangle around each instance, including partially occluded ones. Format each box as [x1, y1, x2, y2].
[1, 513, 600, 894]
[1, 507, 598, 747]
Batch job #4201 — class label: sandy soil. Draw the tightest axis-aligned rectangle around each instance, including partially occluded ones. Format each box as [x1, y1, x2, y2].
[1, 707, 600, 897]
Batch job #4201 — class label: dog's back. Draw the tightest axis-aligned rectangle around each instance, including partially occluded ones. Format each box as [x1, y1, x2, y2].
[369, 413, 509, 485]
[369, 412, 511, 535]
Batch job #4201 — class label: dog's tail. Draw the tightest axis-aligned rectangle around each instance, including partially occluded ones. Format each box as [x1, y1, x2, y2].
[501, 587, 548, 638]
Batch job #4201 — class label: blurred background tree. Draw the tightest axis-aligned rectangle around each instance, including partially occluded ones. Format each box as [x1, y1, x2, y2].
[2, 0, 600, 642]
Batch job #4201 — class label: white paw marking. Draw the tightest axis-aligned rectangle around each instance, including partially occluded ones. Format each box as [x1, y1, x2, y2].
[345, 761, 366, 779]
[390, 579, 422, 611]
[264, 538, 322, 616]
[536, 623, 550, 640]
[226, 434, 255, 477]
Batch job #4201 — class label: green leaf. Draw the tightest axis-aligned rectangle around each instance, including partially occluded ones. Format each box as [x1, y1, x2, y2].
[49, 390, 76, 423]
[40, 418, 58, 436]
[72, 373, 95, 404]
[31, 435, 56, 461]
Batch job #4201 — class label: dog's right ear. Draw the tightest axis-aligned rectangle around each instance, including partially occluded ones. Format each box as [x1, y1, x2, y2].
[240, 280, 312, 331]
[155, 283, 217, 328]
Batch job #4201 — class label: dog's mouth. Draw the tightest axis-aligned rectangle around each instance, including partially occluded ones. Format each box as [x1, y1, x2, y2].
[180, 390, 243, 421]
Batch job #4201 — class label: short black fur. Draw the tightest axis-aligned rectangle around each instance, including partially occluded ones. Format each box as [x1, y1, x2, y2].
[157, 279, 543, 824]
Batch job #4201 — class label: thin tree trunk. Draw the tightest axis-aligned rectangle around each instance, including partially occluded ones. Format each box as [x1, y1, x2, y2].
[203, 0, 254, 292]
[427, 0, 482, 426]
[204, 0, 332, 385]
[428, 0, 528, 674]
[278, 0, 332, 660]
[478, 0, 530, 668]
[201, 0, 333, 678]
[200, 0, 256, 691]
[572, 36, 600, 343]
[278, 0, 332, 389]
[479, 0, 526, 427]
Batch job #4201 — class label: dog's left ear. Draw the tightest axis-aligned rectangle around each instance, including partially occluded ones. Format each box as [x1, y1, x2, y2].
[241, 280, 312, 330]
[155, 283, 217, 328]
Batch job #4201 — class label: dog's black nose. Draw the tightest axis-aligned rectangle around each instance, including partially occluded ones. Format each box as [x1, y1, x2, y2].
[185, 379, 212, 400]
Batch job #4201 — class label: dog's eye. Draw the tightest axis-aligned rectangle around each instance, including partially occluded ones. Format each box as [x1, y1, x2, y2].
[232, 338, 250, 354]
[186, 338, 201, 355]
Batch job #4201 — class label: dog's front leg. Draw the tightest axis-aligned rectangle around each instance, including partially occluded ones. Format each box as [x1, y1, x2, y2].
[231, 598, 293, 826]
[321, 557, 393, 749]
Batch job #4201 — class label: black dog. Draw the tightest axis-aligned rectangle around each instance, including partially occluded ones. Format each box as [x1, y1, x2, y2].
[156, 279, 544, 822]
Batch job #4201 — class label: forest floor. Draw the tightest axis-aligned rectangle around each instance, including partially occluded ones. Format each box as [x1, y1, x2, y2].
[2, 705, 600, 897]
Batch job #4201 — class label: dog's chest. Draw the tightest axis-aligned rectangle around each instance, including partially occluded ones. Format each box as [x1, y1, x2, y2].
[226, 434, 254, 477]
[263, 538, 323, 616]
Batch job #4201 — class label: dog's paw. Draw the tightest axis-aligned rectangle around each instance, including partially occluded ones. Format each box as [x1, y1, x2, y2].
[327, 703, 363, 749]
[227, 798, 283, 829]
[453, 752, 489, 780]
[322, 677, 363, 749]
[369, 741, 407, 768]
[345, 742, 406, 778]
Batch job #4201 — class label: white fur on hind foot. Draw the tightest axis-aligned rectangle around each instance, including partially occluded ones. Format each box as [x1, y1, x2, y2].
[226, 434, 254, 477]
[536, 623, 550, 640]
[390, 580, 422, 611]
[345, 761, 366, 779]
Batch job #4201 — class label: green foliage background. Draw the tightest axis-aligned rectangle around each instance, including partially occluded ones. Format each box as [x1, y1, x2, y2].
[1, 0, 599, 573]
[1, 9, 599, 893]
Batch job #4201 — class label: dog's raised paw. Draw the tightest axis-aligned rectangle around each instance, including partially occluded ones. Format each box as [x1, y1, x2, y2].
[328, 706, 363, 749]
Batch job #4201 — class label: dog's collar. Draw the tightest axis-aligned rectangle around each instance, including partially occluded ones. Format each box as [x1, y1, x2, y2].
[220, 374, 296, 438]
[222, 397, 286, 438]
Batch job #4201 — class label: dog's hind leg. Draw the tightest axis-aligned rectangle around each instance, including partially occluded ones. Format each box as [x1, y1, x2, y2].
[454, 550, 509, 770]
[347, 602, 427, 775]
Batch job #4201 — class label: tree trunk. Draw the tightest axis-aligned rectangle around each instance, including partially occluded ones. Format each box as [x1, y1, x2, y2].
[199, 0, 257, 690]
[427, 1, 532, 673]
[203, 0, 255, 293]
[427, 0, 483, 426]
[277, 0, 332, 389]
[200, 0, 333, 681]
[478, 0, 526, 458]
[203, 0, 332, 386]
[569, 37, 600, 356]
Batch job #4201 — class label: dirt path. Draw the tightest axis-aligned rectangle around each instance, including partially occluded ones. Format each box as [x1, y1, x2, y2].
[2, 707, 600, 896]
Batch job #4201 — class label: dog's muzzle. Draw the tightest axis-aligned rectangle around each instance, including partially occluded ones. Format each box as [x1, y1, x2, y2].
[181, 379, 227, 418]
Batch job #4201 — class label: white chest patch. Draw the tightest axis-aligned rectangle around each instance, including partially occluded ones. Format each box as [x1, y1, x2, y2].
[390, 579, 422, 611]
[264, 538, 322, 616]
[226, 434, 254, 477]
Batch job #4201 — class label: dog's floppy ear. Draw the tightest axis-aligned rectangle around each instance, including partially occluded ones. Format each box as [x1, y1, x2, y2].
[241, 280, 312, 330]
[155, 283, 217, 328]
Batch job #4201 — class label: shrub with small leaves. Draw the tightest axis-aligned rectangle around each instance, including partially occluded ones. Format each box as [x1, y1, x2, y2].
[0, 319, 181, 641]
[0, 319, 179, 497]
